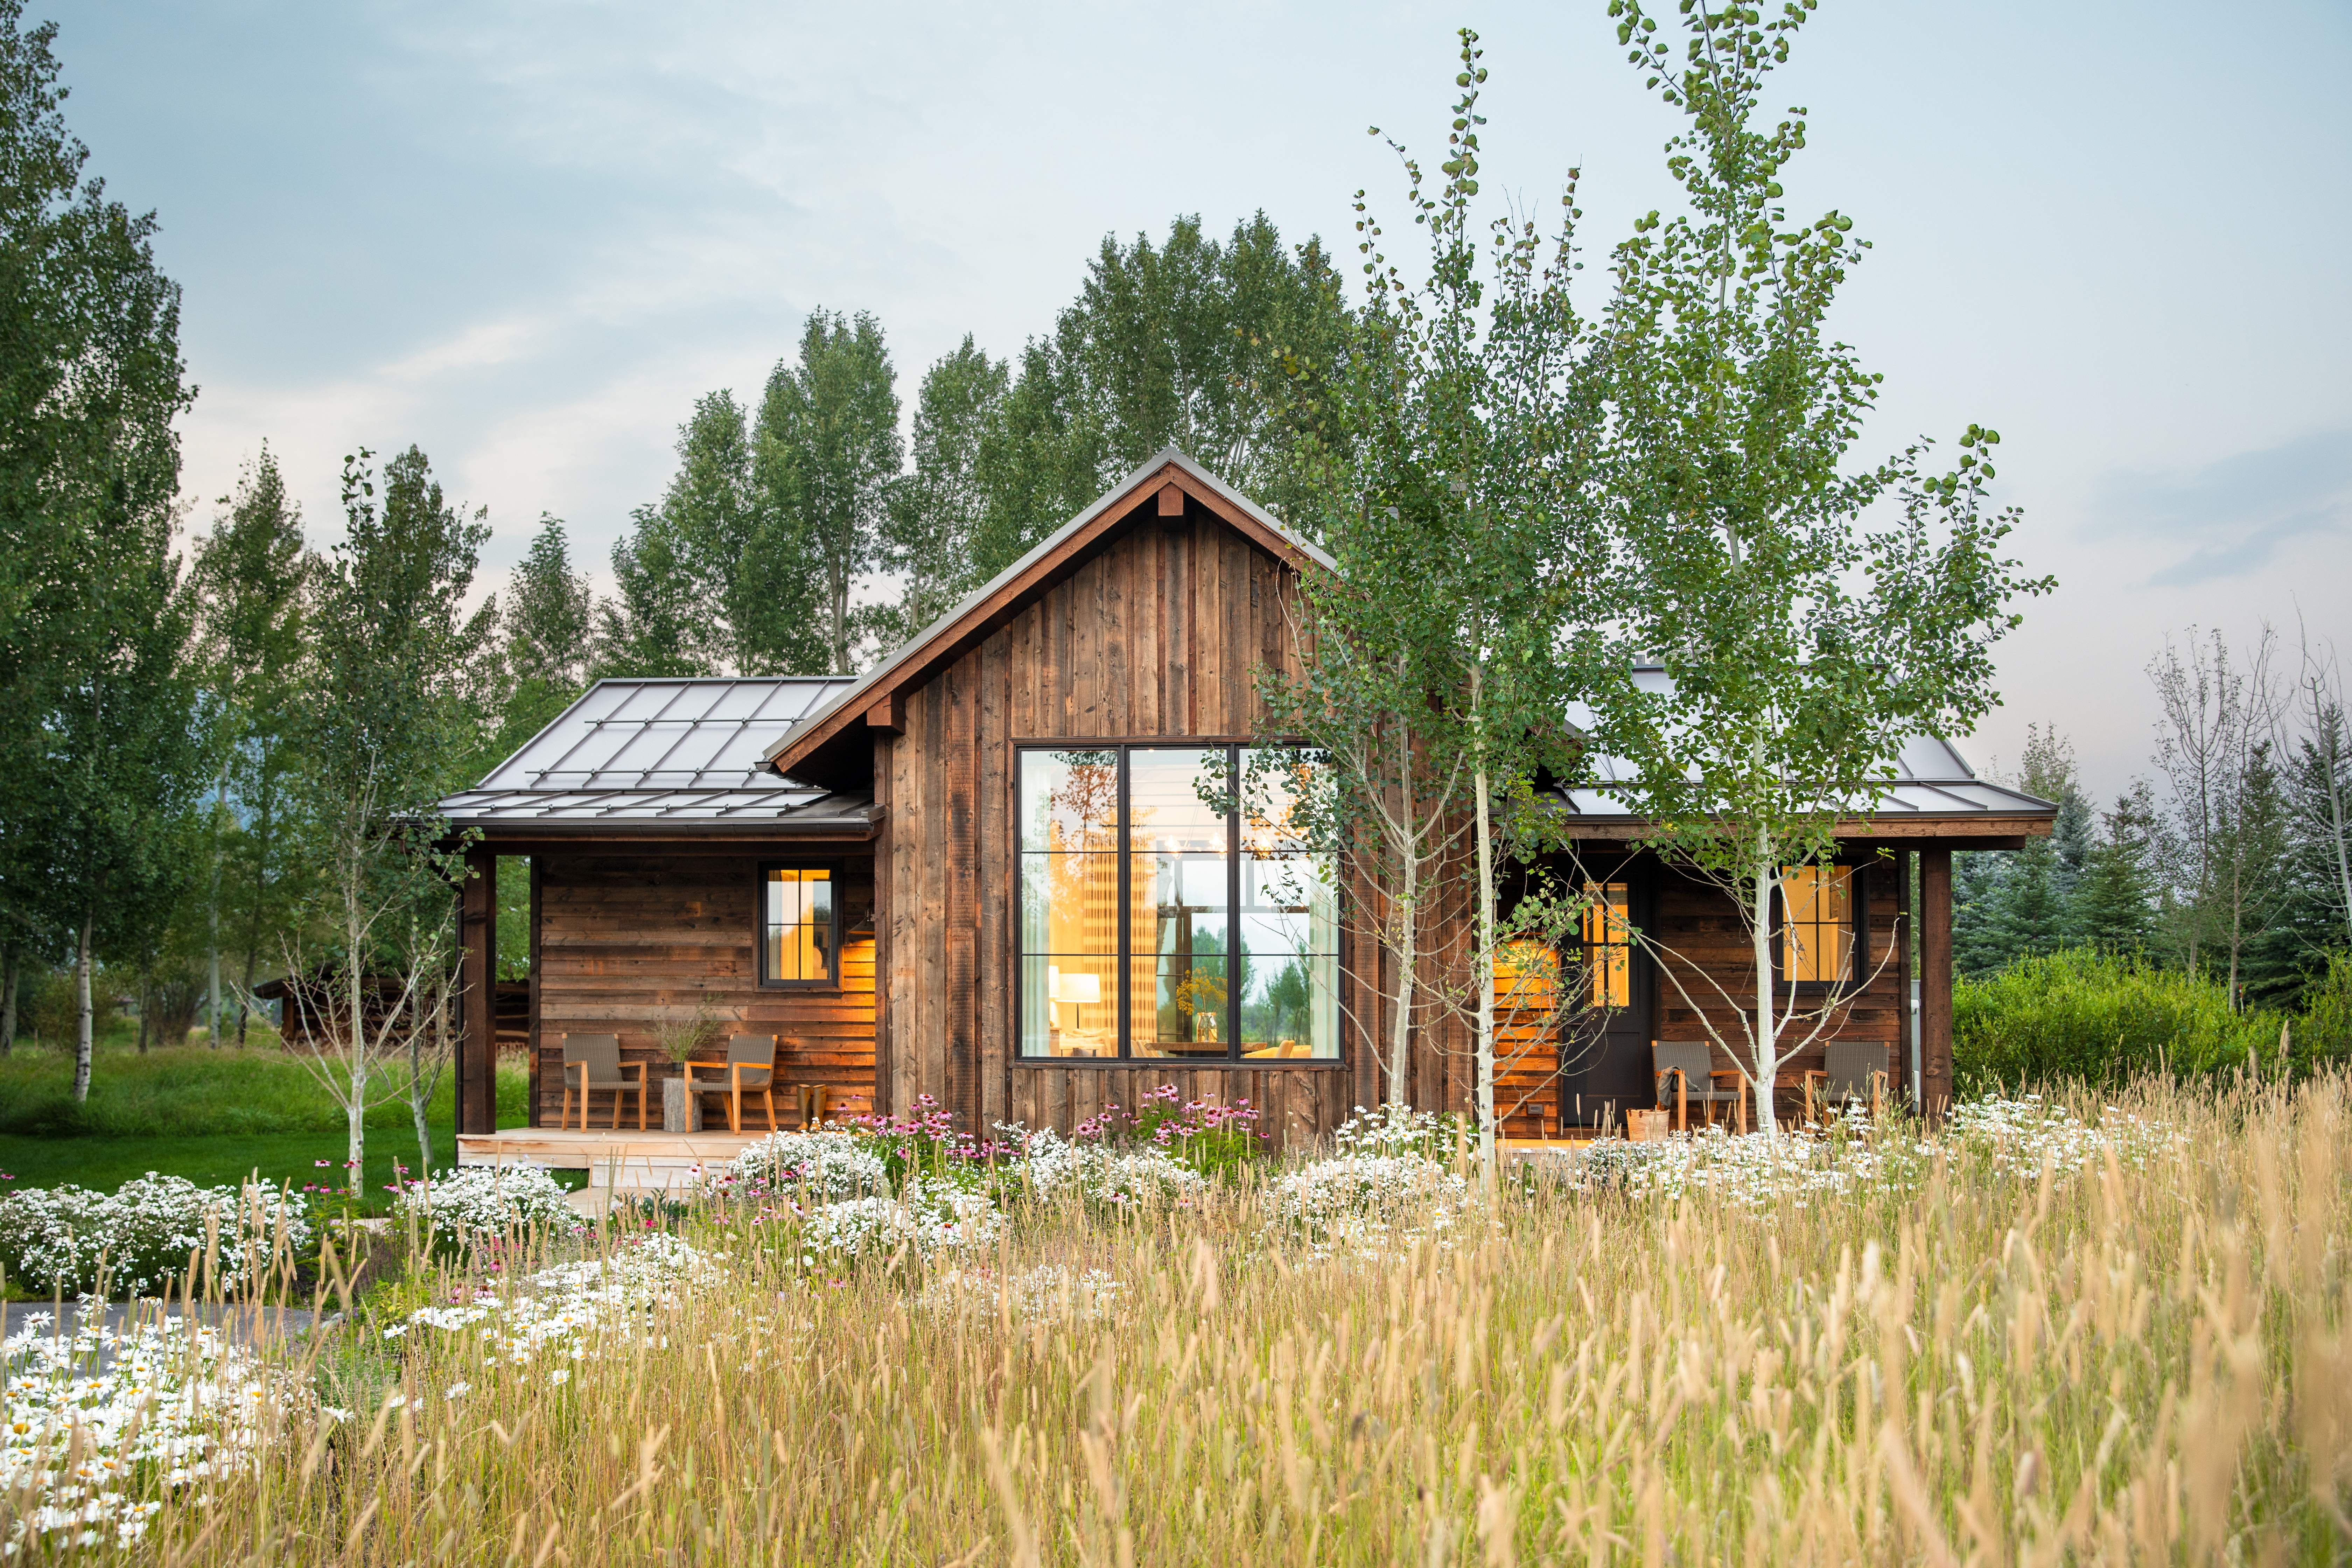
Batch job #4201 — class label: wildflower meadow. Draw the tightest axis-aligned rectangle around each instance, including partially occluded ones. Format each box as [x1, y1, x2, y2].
[4, 1073, 2350, 1562]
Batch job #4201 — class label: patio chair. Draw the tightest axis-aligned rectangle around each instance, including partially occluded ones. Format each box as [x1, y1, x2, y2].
[692, 1033, 779, 1134]
[1805, 1040, 1890, 1122]
[560, 1033, 646, 1131]
[1652, 1041, 1745, 1133]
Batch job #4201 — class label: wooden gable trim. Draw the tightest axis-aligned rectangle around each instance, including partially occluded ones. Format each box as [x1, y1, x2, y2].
[762, 457, 1320, 786]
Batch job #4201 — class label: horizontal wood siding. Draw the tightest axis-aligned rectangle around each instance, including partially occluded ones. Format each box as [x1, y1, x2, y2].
[534, 851, 876, 1126]
[1650, 857, 1906, 1097]
[880, 500, 1364, 1148]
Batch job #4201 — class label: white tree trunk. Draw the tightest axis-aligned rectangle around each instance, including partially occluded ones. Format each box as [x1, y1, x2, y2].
[73, 916, 94, 1103]
[1389, 838, 1418, 1108]
[208, 769, 225, 1048]
[1473, 761, 1498, 1185]
[1750, 842, 1779, 1138]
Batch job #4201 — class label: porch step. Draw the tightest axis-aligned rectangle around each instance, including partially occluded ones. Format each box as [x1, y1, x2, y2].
[456, 1130, 766, 1195]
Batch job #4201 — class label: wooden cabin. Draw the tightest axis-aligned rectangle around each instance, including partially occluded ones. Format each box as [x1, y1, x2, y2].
[441, 448, 2053, 1149]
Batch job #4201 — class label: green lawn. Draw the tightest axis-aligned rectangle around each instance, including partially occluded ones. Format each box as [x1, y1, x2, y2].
[0, 1126, 458, 1204]
[0, 1040, 538, 1210]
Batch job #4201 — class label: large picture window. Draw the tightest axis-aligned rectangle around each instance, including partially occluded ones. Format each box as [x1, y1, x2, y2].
[762, 865, 838, 987]
[1018, 744, 1339, 1062]
[1779, 863, 1857, 985]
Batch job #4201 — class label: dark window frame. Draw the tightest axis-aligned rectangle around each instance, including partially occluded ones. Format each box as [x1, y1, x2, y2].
[756, 859, 845, 991]
[1012, 740, 1346, 1070]
[1770, 859, 1870, 996]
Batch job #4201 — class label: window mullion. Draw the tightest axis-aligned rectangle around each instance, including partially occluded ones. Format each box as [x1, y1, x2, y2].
[1227, 744, 1240, 1062]
[1117, 745, 1131, 1059]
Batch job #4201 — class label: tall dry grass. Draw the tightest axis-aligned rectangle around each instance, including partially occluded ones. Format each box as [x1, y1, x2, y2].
[51, 1074, 2352, 1564]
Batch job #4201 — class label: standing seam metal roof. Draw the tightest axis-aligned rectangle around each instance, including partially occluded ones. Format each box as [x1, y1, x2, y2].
[437, 677, 871, 827]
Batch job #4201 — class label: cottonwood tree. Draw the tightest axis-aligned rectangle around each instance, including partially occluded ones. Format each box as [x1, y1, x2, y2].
[0, 0, 201, 1100]
[493, 512, 596, 749]
[756, 310, 902, 675]
[880, 336, 1007, 647]
[1588, 0, 2048, 1133]
[291, 446, 486, 1169]
[190, 446, 311, 1046]
[1284, 33, 1607, 1174]
[2147, 626, 2288, 1006]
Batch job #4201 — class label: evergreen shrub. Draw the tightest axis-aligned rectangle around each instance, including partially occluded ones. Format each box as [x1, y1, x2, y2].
[1953, 948, 2284, 1089]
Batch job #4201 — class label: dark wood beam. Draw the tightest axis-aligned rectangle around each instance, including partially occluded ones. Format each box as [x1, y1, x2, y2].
[1156, 481, 1185, 517]
[863, 690, 904, 733]
[460, 846, 498, 1135]
[1920, 847, 1953, 1119]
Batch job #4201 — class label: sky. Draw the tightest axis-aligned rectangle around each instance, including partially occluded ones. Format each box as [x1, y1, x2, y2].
[41, 0, 2352, 802]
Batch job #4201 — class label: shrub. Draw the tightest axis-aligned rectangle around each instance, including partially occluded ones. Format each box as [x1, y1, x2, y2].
[2293, 951, 2352, 1068]
[390, 1166, 579, 1250]
[1953, 947, 2284, 1090]
[0, 1172, 312, 1298]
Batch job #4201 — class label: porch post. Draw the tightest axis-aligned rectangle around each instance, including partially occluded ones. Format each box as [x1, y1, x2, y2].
[527, 856, 542, 1130]
[460, 846, 497, 1135]
[1919, 847, 1953, 1119]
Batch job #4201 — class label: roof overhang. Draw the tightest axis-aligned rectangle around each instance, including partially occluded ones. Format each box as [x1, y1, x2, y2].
[761, 446, 1333, 792]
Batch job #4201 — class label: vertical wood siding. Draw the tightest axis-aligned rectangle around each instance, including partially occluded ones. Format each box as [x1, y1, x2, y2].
[532, 851, 876, 1126]
[880, 504, 1377, 1147]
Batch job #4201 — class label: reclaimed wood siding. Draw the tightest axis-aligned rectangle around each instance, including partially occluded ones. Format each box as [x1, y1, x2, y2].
[1650, 858, 1907, 1092]
[532, 852, 876, 1126]
[881, 506, 1380, 1147]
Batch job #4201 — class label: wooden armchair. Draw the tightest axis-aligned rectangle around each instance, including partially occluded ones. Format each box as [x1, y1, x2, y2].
[1805, 1040, 1889, 1122]
[560, 1033, 646, 1130]
[692, 1033, 779, 1134]
[1652, 1041, 1744, 1132]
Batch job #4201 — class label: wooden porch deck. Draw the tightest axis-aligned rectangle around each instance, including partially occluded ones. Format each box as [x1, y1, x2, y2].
[455, 1129, 770, 1195]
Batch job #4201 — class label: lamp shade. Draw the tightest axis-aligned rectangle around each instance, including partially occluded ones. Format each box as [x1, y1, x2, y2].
[1055, 972, 1102, 1005]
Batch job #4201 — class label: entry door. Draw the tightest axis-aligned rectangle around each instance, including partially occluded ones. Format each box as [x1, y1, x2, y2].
[1559, 872, 1654, 1131]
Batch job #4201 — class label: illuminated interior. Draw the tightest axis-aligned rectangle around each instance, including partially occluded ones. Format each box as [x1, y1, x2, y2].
[1018, 746, 1337, 1059]
[1582, 882, 1632, 1008]
[1780, 864, 1855, 983]
[764, 866, 835, 984]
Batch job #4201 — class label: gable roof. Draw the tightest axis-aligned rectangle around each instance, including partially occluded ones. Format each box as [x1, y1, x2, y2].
[762, 446, 1333, 791]
[437, 677, 880, 834]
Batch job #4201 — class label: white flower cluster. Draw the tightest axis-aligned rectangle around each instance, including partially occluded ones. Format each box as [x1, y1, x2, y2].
[798, 1179, 1001, 1264]
[1945, 1095, 2182, 1179]
[392, 1233, 705, 1377]
[1000, 1129, 1206, 1211]
[1568, 1096, 2181, 1209]
[920, 1264, 1124, 1324]
[1571, 1125, 1913, 1209]
[3, 1312, 294, 1554]
[704, 1130, 890, 1204]
[1328, 1104, 1461, 1160]
[1269, 1153, 1477, 1256]
[391, 1166, 580, 1249]
[0, 1175, 311, 1299]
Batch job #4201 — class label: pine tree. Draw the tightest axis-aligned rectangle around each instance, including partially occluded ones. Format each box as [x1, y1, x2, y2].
[2074, 784, 2160, 954]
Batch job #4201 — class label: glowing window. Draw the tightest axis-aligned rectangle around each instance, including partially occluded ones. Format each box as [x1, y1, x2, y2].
[1780, 864, 1855, 983]
[1583, 882, 1632, 1008]
[762, 867, 836, 986]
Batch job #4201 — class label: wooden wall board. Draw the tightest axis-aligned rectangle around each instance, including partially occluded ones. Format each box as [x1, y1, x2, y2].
[530, 851, 876, 1127]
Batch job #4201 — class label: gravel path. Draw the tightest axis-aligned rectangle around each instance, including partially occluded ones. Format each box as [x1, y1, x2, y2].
[3, 1301, 321, 1369]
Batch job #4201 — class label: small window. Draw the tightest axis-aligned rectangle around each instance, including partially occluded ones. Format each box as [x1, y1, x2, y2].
[1780, 864, 1856, 984]
[762, 866, 837, 987]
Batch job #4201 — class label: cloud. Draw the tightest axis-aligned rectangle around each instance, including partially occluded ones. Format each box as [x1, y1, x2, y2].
[2087, 429, 2352, 584]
